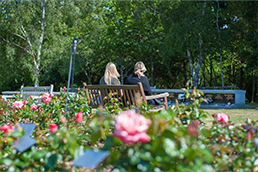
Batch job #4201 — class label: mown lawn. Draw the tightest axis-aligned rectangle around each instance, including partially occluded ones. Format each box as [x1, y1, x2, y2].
[203, 103, 258, 127]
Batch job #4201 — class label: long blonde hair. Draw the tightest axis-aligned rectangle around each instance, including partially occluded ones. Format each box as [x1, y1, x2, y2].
[104, 62, 120, 85]
[134, 61, 147, 77]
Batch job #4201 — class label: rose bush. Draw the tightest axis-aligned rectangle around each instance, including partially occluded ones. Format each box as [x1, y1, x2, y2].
[0, 88, 258, 171]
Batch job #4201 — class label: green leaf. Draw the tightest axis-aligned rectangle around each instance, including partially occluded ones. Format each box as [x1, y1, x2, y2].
[163, 138, 178, 157]
[89, 118, 98, 129]
[74, 146, 84, 160]
[91, 129, 101, 145]
[15, 160, 30, 168]
[103, 136, 113, 150]
[140, 151, 153, 161]
[11, 131, 23, 138]
[0, 158, 13, 166]
[33, 150, 47, 160]
[130, 152, 140, 165]
[45, 154, 57, 170]
[7, 166, 20, 172]
[20, 152, 32, 161]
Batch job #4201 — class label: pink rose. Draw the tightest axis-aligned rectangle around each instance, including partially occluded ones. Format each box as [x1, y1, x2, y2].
[217, 113, 229, 123]
[0, 124, 8, 133]
[12, 101, 24, 109]
[49, 93, 54, 98]
[114, 110, 151, 144]
[75, 112, 83, 123]
[247, 132, 252, 140]
[41, 93, 52, 104]
[0, 124, 15, 134]
[23, 100, 28, 105]
[31, 103, 38, 110]
[50, 123, 58, 133]
[187, 120, 201, 137]
[8, 125, 15, 132]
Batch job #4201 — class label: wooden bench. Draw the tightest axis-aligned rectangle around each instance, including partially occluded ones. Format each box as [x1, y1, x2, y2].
[20, 85, 54, 103]
[85, 83, 169, 112]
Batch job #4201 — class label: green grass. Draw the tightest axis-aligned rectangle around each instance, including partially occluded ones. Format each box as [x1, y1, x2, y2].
[247, 102, 258, 109]
[203, 107, 258, 128]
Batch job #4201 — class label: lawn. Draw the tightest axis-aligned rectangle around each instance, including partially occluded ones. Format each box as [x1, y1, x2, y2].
[203, 102, 258, 127]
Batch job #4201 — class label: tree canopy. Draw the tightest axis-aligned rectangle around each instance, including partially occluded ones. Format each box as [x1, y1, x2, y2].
[0, 0, 257, 102]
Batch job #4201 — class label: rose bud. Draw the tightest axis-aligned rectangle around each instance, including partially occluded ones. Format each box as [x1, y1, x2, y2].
[50, 123, 58, 133]
[76, 112, 83, 123]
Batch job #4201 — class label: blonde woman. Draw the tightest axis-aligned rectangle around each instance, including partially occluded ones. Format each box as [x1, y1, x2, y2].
[99, 62, 120, 85]
[125, 61, 161, 105]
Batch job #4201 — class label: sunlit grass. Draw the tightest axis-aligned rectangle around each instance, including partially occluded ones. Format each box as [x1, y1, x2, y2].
[203, 108, 258, 128]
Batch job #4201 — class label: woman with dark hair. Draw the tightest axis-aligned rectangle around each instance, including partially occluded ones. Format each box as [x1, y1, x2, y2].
[125, 61, 161, 106]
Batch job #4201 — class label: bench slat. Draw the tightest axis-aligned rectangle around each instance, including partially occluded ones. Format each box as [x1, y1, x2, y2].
[85, 83, 169, 112]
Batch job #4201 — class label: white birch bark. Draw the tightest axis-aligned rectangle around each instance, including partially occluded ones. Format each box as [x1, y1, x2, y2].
[34, 0, 47, 86]
[186, 0, 206, 89]
[216, 0, 224, 87]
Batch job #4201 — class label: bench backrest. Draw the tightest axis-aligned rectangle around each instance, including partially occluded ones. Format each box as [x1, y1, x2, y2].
[85, 83, 145, 108]
[60, 87, 84, 93]
[20, 85, 54, 99]
[199, 85, 236, 90]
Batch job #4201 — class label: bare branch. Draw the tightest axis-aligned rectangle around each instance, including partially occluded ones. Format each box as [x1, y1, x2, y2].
[7, 29, 26, 41]
[20, 20, 37, 67]
[30, 5, 41, 24]
[0, 36, 35, 58]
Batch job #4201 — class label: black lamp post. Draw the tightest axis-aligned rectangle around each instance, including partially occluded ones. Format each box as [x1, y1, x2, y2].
[65, 37, 79, 116]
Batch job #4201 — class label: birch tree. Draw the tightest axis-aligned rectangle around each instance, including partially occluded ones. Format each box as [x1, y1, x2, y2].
[0, 0, 71, 86]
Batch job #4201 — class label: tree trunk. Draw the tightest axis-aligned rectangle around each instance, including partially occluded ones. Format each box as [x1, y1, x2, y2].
[84, 71, 92, 85]
[209, 56, 213, 86]
[251, 69, 255, 103]
[216, 0, 224, 87]
[240, 58, 245, 90]
[120, 58, 124, 85]
[187, 47, 195, 88]
[150, 56, 154, 86]
[187, 37, 203, 89]
[255, 71, 258, 102]
[194, 34, 204, 89]
[183, 60, 188, 88]
[186, 0, 206, 89]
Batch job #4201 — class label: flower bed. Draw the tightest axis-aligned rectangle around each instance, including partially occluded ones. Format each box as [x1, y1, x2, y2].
[0, 89, 257, 171]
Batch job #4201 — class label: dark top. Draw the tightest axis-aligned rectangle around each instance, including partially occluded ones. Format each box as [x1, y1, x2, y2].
[99, 76, 120, 85]
[125, 73, 161, 106]
[125, 73, 153, 96]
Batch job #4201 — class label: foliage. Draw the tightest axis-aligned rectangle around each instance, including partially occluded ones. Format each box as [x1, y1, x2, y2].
[1, 0, 257, 101]
[1, 88, 258, 171]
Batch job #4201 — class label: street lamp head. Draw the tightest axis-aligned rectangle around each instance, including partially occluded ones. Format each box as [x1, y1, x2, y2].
[73, 37, 79, 44]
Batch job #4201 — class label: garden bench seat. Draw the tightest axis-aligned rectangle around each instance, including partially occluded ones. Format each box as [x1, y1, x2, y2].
[84, 83, 169, 112]
[20, 85, 54, 103]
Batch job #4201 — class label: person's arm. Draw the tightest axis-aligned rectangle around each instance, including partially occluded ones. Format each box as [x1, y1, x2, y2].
[141, 76, 153, 96]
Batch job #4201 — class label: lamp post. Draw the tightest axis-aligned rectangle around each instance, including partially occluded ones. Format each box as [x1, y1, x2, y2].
[65, 38, 79, 116]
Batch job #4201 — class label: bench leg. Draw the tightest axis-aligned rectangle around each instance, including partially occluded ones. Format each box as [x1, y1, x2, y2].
[164, 96, 168, 109]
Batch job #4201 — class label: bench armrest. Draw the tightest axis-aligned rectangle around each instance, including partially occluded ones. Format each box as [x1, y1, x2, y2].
[145, 92, 169, 100]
